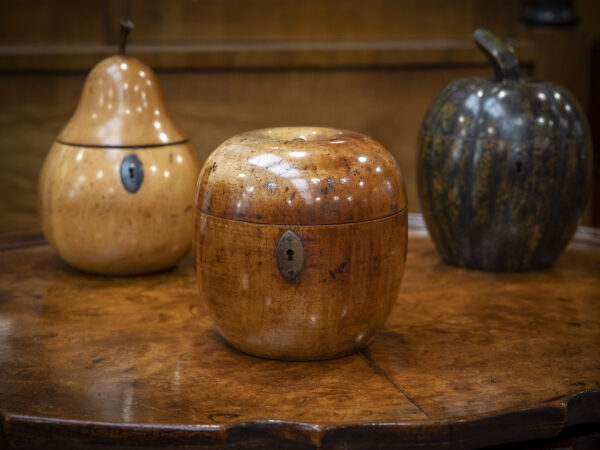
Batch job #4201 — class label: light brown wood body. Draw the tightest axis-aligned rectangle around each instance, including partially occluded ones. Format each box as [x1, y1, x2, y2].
[195, 211, 407, 360]
[38, 54, 201, 275]
[194, 127, 407, 360]
[56, 55, 187, 147]
[195, 127, 407, 224]
[39, 142, 200, 275]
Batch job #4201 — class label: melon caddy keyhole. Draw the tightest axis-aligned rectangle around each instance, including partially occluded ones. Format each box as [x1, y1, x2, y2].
[129, 165, 136, 178]
[287, 249, 294, 261]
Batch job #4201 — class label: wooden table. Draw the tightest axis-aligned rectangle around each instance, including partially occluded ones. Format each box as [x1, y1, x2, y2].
[1, 217, 599, 449]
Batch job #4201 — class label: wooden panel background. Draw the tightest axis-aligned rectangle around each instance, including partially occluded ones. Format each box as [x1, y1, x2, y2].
[0, 0, 598, 233]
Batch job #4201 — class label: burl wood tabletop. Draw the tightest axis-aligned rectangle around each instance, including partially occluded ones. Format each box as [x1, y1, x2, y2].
[0, 217, 598, 449]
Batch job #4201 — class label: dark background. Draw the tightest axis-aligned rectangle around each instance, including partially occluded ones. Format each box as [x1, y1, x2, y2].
[1, 0, 599, 233]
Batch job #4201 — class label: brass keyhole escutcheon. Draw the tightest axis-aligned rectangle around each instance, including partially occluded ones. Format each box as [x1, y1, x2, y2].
[276, 230, 305, 283]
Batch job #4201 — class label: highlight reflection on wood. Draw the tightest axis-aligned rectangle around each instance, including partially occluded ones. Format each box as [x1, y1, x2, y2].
[194, 127, 408, 360]
[0, 218, 598, 449]
[37, 53, 202, 275]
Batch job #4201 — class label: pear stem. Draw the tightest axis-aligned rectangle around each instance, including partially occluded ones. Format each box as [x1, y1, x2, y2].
[118, 19, 135, 55]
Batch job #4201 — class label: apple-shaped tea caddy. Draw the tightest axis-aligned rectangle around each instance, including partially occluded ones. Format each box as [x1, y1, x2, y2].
[194, 127, 408, 360]
[418, 29, 592, 271]
[39, 20, 202, 275]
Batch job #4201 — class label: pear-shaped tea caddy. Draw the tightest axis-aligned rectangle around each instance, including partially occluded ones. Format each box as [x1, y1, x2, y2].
[39, 21, 202, 275]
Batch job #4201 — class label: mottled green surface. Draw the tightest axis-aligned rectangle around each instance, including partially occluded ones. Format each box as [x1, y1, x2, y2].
[418, 77, 592, 271]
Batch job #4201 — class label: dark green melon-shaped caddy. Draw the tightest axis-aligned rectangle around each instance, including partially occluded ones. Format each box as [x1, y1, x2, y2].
[417, 29, 592, 271]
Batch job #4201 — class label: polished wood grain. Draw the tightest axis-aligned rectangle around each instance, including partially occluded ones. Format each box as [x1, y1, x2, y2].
[195, 212, 407, 361]
[195, 127, 407, 224]
[37, 52, 202, 274]
[194, 127, 407, 360]
[0, 217, 598, 449]
[39, 142, 200, 275]
[57, 55, 187, 147]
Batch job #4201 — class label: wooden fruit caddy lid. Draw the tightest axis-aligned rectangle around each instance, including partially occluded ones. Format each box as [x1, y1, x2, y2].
[195, 127, 407, 225]
[57, 21, 187, 148]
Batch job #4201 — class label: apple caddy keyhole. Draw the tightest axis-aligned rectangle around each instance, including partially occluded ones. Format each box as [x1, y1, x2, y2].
[276, 230, 305, 283]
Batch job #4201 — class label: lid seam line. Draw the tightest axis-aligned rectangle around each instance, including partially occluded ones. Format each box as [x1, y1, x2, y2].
[55, 139, 189, 149]
[194, 208, 407, 227]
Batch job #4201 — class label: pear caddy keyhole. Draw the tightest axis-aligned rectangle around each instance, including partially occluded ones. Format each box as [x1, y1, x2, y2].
[120, 154, 144, 193]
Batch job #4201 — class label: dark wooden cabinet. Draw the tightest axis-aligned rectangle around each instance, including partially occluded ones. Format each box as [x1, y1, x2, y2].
[1, 0, 599, 233]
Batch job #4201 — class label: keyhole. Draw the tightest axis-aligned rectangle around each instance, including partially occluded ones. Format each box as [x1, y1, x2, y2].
[515, 161, 522, 173]
[120, 154, 144, 193]
[276, 230, 305, 283]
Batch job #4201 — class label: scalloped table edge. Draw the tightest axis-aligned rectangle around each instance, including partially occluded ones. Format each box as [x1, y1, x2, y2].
[1, 390, 599, 449]
[1, 215, 599, 450]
